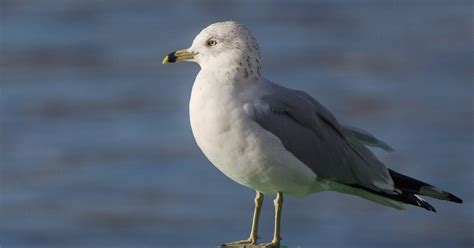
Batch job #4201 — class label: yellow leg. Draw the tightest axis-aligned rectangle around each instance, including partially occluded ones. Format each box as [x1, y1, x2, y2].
[249, 191, 264, 242]
[223, 191, 264, 246]
[263, 192, 283, 247]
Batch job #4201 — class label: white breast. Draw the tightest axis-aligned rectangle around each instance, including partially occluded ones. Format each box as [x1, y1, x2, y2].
[189, 70, 317, 196]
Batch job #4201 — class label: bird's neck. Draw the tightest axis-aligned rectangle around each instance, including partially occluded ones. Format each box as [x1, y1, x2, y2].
[198, 63, 262, 85]
[193, 67, 263, 99]
[198, 53, 263, 83]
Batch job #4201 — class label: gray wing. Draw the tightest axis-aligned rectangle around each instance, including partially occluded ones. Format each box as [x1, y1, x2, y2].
[342, 125, 394, 152]
[294, 90, 394, 152]
[246, 82, 394, 193]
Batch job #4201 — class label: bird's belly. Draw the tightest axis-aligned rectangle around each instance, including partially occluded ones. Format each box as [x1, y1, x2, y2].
[190, 91, 317, 196]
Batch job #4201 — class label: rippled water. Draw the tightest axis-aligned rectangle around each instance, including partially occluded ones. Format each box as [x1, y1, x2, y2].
[1, 1, 473, 247]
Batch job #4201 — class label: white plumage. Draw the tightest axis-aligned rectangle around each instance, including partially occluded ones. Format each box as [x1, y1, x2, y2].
[163, 21, 462, 247]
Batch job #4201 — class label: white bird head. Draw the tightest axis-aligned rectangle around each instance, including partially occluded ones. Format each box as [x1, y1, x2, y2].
[163, 21, 262, 79]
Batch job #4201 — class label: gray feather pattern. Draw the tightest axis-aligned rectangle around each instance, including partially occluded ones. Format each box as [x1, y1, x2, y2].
[294, 90, 394, 152]
[247, 82, 394, 192]
[343, 125, 394, 152]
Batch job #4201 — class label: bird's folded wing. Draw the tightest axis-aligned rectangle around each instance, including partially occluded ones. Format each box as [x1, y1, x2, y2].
[246, 82, 394, 193]
[294, 90, 394, 152]
[342, 125, 394, 152]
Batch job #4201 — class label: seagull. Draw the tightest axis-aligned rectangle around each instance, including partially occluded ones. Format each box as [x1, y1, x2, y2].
[162, 21, 462, 247]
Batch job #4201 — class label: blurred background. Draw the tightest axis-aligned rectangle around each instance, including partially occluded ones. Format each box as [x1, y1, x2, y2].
[1, 0, 473, 247]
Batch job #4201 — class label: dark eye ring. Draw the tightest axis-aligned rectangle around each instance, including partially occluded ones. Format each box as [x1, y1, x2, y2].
[207, 39, 218, 46]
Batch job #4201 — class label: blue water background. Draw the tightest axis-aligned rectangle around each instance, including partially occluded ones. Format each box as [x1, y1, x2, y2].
[1, 1, 473, 247]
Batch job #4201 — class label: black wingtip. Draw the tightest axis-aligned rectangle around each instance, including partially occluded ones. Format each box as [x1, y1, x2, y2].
[421, 200, 437, 213]
[413, 195, 437, 213]
[389, 169, 463, 205]
[447, 193, 463, 204]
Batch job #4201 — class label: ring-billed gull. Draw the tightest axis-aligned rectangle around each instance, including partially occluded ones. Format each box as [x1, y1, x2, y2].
[163, 21, 462, 247]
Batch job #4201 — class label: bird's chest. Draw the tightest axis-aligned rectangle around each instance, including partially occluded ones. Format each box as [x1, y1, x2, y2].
[189, 77, 259, 181]
[190, 79, 248, 160]
[187, 74, 317, 195]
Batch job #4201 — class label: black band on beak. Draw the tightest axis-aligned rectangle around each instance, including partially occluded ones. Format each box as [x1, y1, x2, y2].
[166, 52, 177, 63]
[163, 49, 196, 64]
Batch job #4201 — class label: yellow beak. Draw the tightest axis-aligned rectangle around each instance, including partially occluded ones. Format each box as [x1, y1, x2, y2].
[162, 49, 198, 64]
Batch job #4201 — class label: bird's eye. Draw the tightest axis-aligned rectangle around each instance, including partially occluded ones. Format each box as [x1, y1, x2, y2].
[207, 39, 218, 47]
